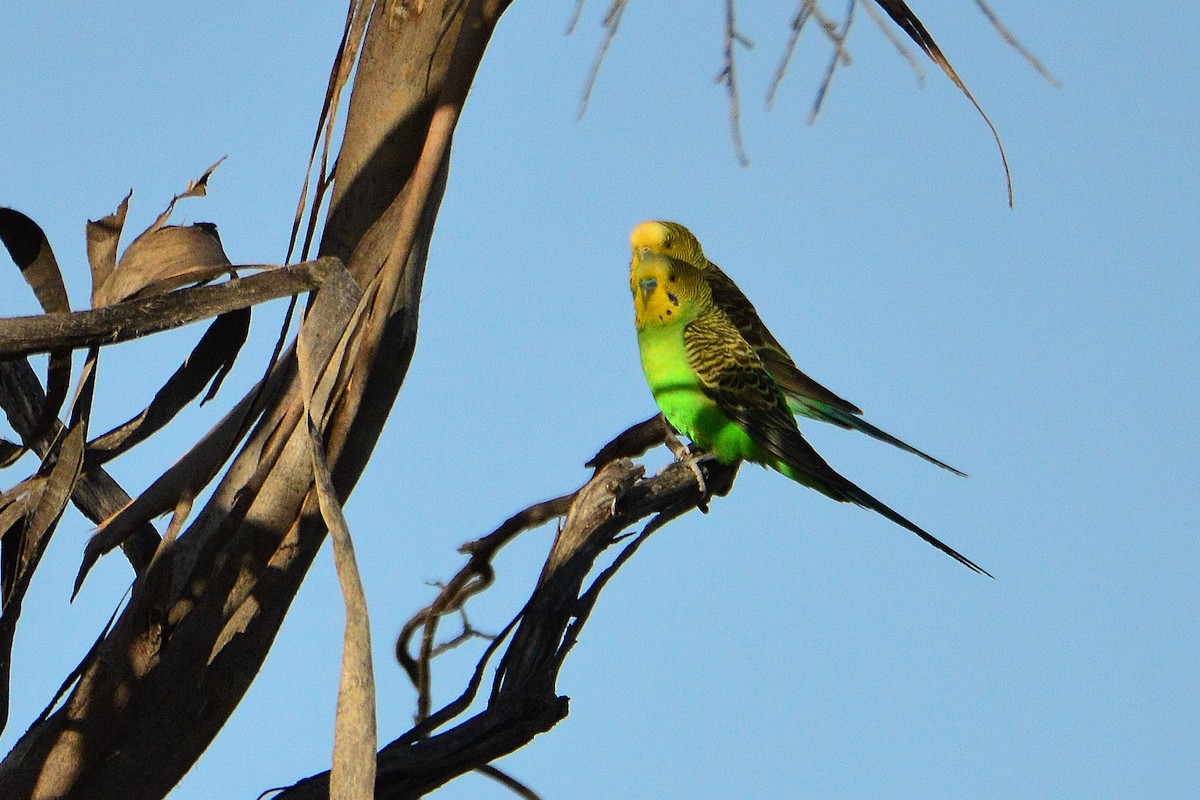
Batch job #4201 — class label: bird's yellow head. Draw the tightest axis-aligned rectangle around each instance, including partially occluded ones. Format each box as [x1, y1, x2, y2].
[629, 220, 706, 268]
[629, 248, 710, 331]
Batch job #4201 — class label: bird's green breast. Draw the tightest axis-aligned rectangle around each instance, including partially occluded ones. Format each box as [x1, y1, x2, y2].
[637, 322, 700, 418]
[636, 322, 758, 464]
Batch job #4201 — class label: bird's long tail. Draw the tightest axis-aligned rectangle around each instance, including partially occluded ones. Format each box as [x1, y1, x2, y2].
[845, 482, 991, 576]
[780, 458, 990, 576]
[788, 397, 967, 477]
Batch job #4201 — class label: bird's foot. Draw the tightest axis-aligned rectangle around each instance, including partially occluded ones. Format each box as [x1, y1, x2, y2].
[659, 429, 719, 511]
[678, 452, 718, 512]
[663, 427, 693, 462]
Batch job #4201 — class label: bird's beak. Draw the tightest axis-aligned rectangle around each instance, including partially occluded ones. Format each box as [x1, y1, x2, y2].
[638, 277, 658, 302]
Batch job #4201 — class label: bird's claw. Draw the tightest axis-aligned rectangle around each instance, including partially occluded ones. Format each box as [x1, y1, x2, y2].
[663, 427, 693, 462]
[679, 452, 717, 512]
[660, 428, 717, 512]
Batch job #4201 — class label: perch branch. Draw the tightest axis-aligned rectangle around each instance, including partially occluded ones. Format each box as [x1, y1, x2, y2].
[277, 421, 739, 800]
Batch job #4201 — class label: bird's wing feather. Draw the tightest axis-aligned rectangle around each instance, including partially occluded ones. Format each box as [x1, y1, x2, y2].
[706, 260, 964, 475]
[683, 308, 989, 576]
[683, 308, 846, 492]
[704, 262, 864, 416]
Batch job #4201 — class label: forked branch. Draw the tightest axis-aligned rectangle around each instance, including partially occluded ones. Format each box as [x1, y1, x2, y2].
[275, 419, 736, 799]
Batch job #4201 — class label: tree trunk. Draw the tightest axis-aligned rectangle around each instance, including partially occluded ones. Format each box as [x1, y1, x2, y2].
[0, 2, 509, 797]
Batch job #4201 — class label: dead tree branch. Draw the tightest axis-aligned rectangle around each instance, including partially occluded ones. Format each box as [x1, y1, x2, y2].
[0, 258, 341, 359]
[276, 420, 739, 800]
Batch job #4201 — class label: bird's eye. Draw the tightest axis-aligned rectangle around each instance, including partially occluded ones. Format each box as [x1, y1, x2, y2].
[667, 273, 677, 282]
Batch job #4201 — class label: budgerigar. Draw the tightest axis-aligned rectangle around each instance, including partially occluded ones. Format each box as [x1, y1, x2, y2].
[630, 220, 965, 476]
[629, 237, 987, 575]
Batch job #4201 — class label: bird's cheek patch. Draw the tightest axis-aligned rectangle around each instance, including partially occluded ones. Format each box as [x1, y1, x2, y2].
[667, 292, 679, 306]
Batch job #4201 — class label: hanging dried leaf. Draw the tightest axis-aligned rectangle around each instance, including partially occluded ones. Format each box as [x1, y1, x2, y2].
[86, 308, 251, 464]
[144, 158, 225, 235]
[0, 441, 23, 470]
[0, 350, 94, 735]
[90, 160, 228, 306]
[0, 479, 48, 590]
[0, 208, 74, 459]
[871, 0, 1013, 204]
[0, 477, 44, 732]
[85, 191, 132, 303]
[0, 208, 70, 314]
[95, 223, 234, 306]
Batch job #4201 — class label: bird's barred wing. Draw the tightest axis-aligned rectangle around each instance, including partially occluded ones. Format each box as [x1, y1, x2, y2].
[683, 309, 848, 493]
[705, 262, 965, 475]
[684, 307, 987, 574]
[703, 262, 864, 417]
[682, 307, 780, 413]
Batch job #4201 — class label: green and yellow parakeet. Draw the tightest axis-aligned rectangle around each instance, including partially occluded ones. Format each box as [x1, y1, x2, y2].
[629, 225, 986, 574]
[631, 220, 965, 476]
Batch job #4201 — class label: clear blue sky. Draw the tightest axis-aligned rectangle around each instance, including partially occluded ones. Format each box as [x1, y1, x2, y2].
[2, 2, 1197, 798]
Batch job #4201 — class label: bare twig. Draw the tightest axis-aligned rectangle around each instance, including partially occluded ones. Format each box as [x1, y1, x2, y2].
[716, 0, 754, 166]
[397, 491, 576, 719]
[863, 0, 924, 85]
[809, 0, 858, 124]
[767, 0, 815, 109]
[565, 0, 586, 34]
[973, 0, 1060, 86]
[429, 607, 494, 658]
[577, 0, 629, 120]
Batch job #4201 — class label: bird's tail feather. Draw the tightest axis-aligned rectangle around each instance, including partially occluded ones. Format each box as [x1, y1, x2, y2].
[789, 398, 967, 477]
[843, 482, 992, 577]
[778, 458, 990, 576]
